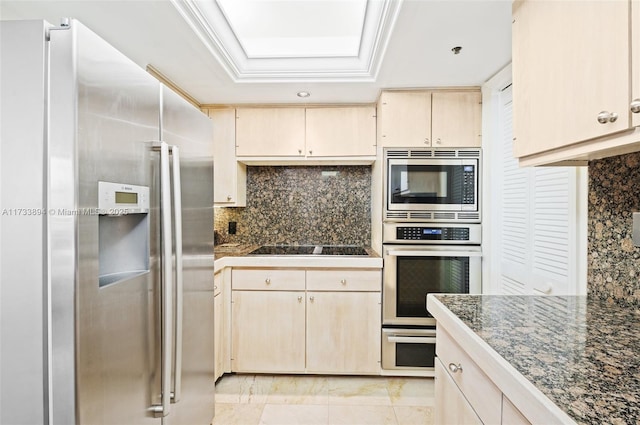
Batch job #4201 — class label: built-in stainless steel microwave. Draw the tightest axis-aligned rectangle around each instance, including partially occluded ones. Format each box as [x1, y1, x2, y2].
[384, 148, 481, 223]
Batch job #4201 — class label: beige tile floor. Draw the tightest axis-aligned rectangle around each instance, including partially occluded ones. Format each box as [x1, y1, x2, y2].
[211, 374, 435, 425]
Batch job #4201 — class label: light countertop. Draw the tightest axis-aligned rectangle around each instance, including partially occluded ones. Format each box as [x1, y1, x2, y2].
[427, 294, 640, 425]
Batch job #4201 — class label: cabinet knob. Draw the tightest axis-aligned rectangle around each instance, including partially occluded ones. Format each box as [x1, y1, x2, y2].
[265, 278, 271, 285]
[227, 195, 232, 201]
[309, 150, 313, 156]
[435, 138, 441, 145]
[448, 363, 463, 373]
[309, 296, 315, 302]
[424, 138, 429, 144]
[298, 149, 302, 154]
[297, 296, 303, 303]
[597, 111, 618, 124]
[340, 279, 347, 285]
[631, 99, 640, 114]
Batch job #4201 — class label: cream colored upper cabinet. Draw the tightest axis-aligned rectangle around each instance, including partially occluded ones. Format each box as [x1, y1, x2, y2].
[512, 0, 631, 159]
[431, 91, 482, 147]
[378, 91, 432, 147]
[235, 107, 305, 156]
[305, 106, 376, 156]
[633, 0, 640, 128]
[378, 90, 482, 148]
[207, 108, 246, 206]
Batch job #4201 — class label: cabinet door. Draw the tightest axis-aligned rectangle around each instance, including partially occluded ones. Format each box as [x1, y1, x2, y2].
[305, 107, 376, 156]
[209, 108, 246, 206]
[214, 291, 223, 381]
[633, 0, 640, 128]
[231, 290, 305, 373]
[213, 273, 223, 380]
[434, 358, 483, 425]
[378, 91, 431, 147]
[512, 0, 630, 158]
[235, 108, 305, 156]
[431, 91, 482, 147]
[306, 291, 381, 374]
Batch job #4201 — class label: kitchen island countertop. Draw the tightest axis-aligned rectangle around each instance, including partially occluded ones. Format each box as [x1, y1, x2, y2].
[427, 294, 640, 425]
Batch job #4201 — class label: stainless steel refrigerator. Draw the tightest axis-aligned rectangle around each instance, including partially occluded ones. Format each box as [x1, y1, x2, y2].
[0, 19, 215, 424]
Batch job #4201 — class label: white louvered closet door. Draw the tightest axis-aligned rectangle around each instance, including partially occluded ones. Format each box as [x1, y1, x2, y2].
[496, 85, 586, 295]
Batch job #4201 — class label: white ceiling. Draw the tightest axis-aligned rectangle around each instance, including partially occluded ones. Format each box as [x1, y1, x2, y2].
[0, 0, 512, 105]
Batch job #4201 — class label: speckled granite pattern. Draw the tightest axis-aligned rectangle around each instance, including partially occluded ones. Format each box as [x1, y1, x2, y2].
[214, 166, 371, 246]
[588, 152, 640, 306]
[434, 294, 640, 425]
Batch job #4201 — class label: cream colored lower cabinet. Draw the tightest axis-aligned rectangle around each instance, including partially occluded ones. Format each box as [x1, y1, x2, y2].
[436, 326, 535, 425]
[306, 291, 381, 374]
[230, 268, 382, 375]
[231, 290, 306, 373]
[434, 358, 482, 425]
[213, 273, 224, 381]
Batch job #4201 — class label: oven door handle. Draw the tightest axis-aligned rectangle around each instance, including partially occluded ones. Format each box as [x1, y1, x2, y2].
[387, 336, 437, 344]
[386, 250, 482, 257]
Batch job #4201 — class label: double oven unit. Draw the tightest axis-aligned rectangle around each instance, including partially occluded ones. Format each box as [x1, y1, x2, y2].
[381, 148, 482, 375]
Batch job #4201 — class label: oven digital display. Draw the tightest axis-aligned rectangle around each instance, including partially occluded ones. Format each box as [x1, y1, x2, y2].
[423, 229, 442, 235]
[464, 165, 474, 172]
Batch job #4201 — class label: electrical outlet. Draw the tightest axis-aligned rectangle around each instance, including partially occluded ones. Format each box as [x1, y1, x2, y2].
[228, 221, 237, 235]
[633, 213, 640, 247]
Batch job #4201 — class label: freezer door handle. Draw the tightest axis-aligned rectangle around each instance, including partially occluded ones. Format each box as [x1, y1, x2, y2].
[170, 145, 183, 403]
[151, 141, 173, 417]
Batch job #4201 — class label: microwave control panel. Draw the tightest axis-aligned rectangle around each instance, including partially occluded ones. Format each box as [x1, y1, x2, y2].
[462, 165, 475, 204]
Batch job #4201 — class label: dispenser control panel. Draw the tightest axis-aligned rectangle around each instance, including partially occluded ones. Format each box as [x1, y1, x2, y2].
[98, 181, 149, 215]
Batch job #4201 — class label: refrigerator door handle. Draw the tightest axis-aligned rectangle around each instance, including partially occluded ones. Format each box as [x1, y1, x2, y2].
[152, 141, 173, 418]
[169, 145, 183, 403]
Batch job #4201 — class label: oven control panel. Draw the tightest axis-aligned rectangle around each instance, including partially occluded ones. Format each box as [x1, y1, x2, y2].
[396, 226, 469, 241]
[384, 223, 482, 245]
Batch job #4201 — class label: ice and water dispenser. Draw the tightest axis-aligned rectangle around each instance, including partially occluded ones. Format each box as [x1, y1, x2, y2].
[98, 181, 150, 287]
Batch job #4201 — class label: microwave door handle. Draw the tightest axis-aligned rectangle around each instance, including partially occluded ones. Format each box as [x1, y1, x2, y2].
[170, 145, 183, 404]
[387, 336, 437, 344]
[151, 141, 172, 417]
[386, 250, 483, 257]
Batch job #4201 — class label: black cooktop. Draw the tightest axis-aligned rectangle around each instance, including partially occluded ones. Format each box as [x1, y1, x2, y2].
[248, 245, 369, 256]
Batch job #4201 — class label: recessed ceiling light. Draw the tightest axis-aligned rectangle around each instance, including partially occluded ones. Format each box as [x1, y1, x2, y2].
[297, 91, 311, 98]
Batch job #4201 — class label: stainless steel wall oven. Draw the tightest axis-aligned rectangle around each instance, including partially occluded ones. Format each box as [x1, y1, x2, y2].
[381, 223, 482, 374]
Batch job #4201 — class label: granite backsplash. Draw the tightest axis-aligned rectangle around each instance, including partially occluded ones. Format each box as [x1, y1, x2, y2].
[588, 151, 640, 306]
[214, 165, 371, 246]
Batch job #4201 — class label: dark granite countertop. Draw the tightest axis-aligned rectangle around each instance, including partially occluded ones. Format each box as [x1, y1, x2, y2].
[430, 295, 640, 425]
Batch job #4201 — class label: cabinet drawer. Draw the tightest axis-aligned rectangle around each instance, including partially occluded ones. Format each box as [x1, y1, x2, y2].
[437, 327, 501, 425]
[232, 269, 305, 291]
[306, 270, 381, 292]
